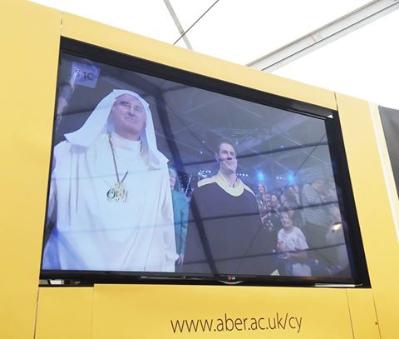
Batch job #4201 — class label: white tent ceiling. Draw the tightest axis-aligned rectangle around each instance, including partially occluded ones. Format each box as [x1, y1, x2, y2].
[31, 0, 399, 108]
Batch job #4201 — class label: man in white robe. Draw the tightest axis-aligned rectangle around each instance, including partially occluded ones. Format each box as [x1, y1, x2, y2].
[42, 89, 177, 272]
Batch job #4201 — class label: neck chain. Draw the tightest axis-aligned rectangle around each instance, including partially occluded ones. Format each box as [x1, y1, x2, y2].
[106, 134, 128, 202]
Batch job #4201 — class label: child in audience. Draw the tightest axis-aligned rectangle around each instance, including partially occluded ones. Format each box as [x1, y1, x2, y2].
[277, 211, 311, 276]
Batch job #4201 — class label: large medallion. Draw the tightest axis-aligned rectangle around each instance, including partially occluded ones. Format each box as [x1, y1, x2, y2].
[107, 182, 128, 202]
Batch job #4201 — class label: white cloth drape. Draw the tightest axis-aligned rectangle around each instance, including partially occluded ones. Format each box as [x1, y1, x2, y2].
[42, 90, 177, 272]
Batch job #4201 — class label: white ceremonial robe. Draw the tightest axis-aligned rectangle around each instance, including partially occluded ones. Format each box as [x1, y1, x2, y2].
[43, 133, 177, 272]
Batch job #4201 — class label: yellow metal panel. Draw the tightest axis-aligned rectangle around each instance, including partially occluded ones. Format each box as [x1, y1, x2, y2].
[370, 104, 399, 242]
[92, 284, 353, 339]
[347, 289, 380, 339]
[0, 1, 60, 338]
[0, 3, 393, 339]
[61, 13, 336, 111]
[35, 287, 94, 339]
[337, 94, 399, 339]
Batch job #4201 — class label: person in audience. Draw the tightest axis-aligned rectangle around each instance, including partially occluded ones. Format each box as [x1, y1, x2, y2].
[183, 140, 276, 275]
[277, 211, 311, 276]
[301, 179, 331, 249]
[169, 167, 189, 266]
[325, 206, 350, 275]
[42, 89, 177, 272]
[281, 185, 303, 228]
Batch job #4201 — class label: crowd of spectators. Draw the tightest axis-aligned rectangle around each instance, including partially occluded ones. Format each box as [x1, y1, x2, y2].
[255, 179, 348, 277]
[172, 171, 349, 278]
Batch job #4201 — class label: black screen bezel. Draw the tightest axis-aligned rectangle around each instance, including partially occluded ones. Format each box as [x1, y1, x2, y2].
[40, 37, 370, 287]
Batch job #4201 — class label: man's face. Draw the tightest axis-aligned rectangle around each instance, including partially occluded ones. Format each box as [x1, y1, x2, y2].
[111, 94, 146, 137]
[281, 212, 294, 229]
[217, 142, 237, 175]
[258, 184, 266, 194]
[271, 194, 279, 208]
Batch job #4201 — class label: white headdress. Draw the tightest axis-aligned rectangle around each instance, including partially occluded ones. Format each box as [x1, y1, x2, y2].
[64, 89, 168, 168]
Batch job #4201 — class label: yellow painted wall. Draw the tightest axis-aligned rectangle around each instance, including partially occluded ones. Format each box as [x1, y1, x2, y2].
[0, 2, 60, 338]
[35, 287, 93, 339]
[347, 289, 380, 339]
[337, 94, 399, 339]
[92, 285, 354, 339]
[1, 1, 397, 338]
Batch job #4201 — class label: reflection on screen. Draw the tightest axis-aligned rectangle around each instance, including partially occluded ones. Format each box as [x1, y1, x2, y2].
[41, 50, 353, 283]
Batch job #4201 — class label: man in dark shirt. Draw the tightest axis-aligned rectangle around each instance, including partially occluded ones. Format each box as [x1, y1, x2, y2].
[182, 141, 275, 276]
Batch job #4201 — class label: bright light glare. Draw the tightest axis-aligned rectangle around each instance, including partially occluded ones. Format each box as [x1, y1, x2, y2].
[257, 171, 265, 182]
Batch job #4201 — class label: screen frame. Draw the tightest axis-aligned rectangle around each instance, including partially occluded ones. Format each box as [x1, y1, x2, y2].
[40, 37, 370, 287]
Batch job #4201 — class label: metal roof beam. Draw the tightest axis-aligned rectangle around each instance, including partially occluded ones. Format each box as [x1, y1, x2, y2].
[248, 0, 399, 71]
[164, 0, 193, 50]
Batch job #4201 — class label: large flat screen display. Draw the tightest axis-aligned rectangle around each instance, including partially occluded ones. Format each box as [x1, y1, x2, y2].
[40, 38, 368, 285]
